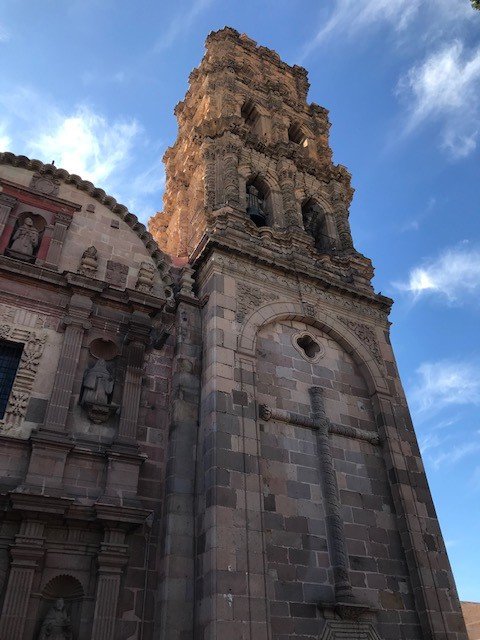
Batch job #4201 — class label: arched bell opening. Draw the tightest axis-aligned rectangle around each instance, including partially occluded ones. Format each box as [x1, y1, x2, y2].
[246, 176, 271, 228]
[241, 99, 269, 141]
[301, 198, 335, 253]
[288, 122, 308, 148]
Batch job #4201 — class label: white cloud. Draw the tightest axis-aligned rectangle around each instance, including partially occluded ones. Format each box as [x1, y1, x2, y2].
[0, 87, 165, 222]
[300, 0, 419, 59]
[0, 24, 10, 43]
[395, 245, 480, 301]
[28, 105, 140, 185]
[300, 0, 474, 60]
[154, 0, 215, 52]
[430, 440, 480, 470]
[0, 121, 11, 150]
[396, 41, 480, 158]
[410, 360, 480, 415]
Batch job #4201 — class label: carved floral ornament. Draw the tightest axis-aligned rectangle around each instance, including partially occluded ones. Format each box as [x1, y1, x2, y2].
[337, 316, 383, 365]
[0, 324, 47, 432]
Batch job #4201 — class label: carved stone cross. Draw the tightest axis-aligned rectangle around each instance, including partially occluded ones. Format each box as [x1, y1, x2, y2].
[260, 386, 381, 606]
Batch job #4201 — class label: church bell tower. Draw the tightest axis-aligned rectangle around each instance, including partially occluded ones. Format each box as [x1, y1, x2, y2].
[150, 27, 467, 640]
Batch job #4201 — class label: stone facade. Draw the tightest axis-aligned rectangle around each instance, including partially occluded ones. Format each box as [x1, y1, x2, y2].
[0, 26, 468, 640]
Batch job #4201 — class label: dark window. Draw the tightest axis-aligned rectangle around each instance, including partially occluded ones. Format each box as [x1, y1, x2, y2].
[296, 334, 321, 360]
[246, 177, 270, 227]
[0, 340, 23, 419]
[288, 123, 307, 147]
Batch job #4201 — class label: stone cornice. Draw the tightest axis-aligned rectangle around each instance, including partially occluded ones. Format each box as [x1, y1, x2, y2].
[0, 257, 166, 314]
[192, 230, 392, 318]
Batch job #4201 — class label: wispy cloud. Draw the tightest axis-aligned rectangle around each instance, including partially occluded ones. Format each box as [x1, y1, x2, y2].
[301, 0, 475, 59]
[396, 41, 480, 158]
[300, 0, 420, 59]
[394, 245, 480, 302]
[0, 87, 165, 222]
[410, 360, 480, 416]
[0, 23, 10, 43]
[430, 440, 480, 470]
[400, 196, 436, 233]
[154, 0, 215, 52]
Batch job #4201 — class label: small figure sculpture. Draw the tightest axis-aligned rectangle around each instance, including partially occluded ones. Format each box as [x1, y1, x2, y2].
[9, 217, 39, 257]
[80, 359, 115, 423]
[246, 185, 266, 227]
[302, 203, 331, 252]
[135, 261, 156, 293]
[78, 246, 98, 276]
[38, 598, 72, 640]
[80, 359, 114, 406]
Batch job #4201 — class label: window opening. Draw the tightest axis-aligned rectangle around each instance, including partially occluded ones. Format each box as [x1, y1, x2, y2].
[246, 182, 268, 227]
[296, 334, 321, 360]
[0, 340, 23, 419]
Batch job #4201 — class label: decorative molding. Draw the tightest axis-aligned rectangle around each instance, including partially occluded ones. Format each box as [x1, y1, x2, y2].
[320, 621, 381, 640]
[292, 330, 325, 363]
[30, 172, 60, 197]
[0, 326, 47, 432]
[258, 403, 379, 445]
[235, 281, 279, 322]
[337, 316, 382, 364]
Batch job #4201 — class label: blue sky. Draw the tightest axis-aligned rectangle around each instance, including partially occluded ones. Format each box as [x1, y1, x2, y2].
[1, 0, 479, 601]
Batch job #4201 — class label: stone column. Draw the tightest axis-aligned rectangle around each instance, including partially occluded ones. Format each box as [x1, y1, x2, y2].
[0, 521, 45, 640]
[0, 194, 17, 248]
[43, 294, 93, 432]
[374, 393, 468, 640]
[117, 311, 151, 443]
[309, 386, 354, 603]
[43, 211, 72, 269]
[91, 528, 128, 640]
[222, 142, 240, 207]
[278, 161, 302, 228]
[159, 294, 202, 640]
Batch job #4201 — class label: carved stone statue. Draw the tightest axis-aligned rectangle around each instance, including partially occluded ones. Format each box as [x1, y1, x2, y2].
[9, 217, 39, 257]
[246, 185, 266, 226]
[302, 203, 333, 252]
[38, 598, 72, 640]
[78, 246, 98, 276]
[80, 359, 115, 423]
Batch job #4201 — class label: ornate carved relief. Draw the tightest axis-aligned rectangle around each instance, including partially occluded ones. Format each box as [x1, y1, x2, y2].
[0, 326, 47, 431]
[105, 260, 128, 288]
[215, 255, 389, 323]
[235, 281, 279, 322]
[320, 621, 380, 640]
[78, 246, 98, 277]
[338, 316, 382, 364]
[30, 172, 60, 197]
[135, 262, 155, 293]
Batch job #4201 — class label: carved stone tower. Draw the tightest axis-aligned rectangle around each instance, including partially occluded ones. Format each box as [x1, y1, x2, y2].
[150, 27, 467, 640]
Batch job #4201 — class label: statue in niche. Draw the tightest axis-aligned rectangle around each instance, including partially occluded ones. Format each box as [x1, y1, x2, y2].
[246, 185, 266, 227]
[302, 202, 334, 253]
[78, 246, 98, 276]
[80, 358, 115, 423]
[9, 217, 39, 257]
[38, 598, 72, 640]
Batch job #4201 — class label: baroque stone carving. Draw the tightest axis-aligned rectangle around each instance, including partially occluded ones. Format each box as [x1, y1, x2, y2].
[80, 359, 116, 424]
[106, 260, 129, 288]
[320, 621, 380, 640]
[338, 316, 383, 364]
[30, 172, 60, 197]
[9, 217, 39, 257]
[78, 246, 98, 276]
[0, 328, 47, 432]
[235, 281, 279, 323]
[135, 261, 156, 293]
[37, 598, 72, 640]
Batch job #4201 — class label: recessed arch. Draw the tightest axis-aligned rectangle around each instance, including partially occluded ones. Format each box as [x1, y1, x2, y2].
[238, 301, 388, 395]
